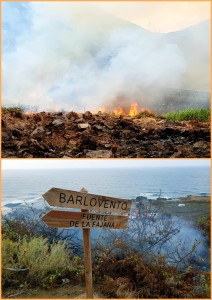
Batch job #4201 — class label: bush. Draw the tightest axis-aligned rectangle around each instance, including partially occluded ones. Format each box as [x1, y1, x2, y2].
[2, 236, 74, 288]
[2, 219, 34, 242]
[197, 217, 210, 239]
[165, 109, 210, 122]
[2, 106, 24, 118]
[94, 250, 210, 298]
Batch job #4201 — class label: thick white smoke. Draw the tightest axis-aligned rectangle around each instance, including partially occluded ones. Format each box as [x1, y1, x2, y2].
[2, 2, 210, 112]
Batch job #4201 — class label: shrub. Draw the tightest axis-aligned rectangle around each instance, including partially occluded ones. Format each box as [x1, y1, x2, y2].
[165, 109, 210, 122]
[2, 106, 24, 118]
[2, 219, 34, 242]
[2, 236, 73, 288]
[94, 250, 210, 298]
[197, 217, 210, 239]
[2, 238, 19, 268]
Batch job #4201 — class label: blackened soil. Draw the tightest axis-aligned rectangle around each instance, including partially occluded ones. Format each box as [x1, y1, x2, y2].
[2, 111, 210, 158]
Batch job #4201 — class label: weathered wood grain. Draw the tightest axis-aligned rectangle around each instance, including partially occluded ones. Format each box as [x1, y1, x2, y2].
[42, 210, 129, 229]
[43, 188, 132, 213]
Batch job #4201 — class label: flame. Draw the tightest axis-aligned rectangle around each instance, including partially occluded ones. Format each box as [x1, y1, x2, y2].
[113, 102, 139, 117]
[129, 102, 138, 117]
[113, 107, 125, 116]
[95, 102, 141, 117]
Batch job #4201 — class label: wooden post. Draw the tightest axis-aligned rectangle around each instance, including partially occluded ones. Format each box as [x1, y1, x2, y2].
[42, 186, 131, 298]
[80, 188, 93, 298]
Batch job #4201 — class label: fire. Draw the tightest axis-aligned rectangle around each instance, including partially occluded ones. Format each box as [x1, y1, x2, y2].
[129, 102, 138, 117]
[113, 102, 139, 117]
[94, 102, 141, 117]
[113, 107, 125, 116]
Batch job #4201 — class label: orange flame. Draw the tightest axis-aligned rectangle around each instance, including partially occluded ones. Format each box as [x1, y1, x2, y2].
[113, 107, 125, 116]
[95, 102, 140, 117]
[129, 102, 138, 117]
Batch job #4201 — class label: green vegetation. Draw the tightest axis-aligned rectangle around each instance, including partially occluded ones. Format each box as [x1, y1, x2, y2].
[2, 219, 35, 241]
[2, 106, 24, 117]
[197, 216, 210, 239]
[2, 237, 71, 288]
[165, 108, 210, 122]
[2, 221, 84, 289]
[2, 213, 210, 298]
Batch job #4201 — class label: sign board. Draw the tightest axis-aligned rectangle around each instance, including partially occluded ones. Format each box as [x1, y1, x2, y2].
[42, 187, 131, 299]
[43, 188, 132, 213]
[42, 210, 129, 229]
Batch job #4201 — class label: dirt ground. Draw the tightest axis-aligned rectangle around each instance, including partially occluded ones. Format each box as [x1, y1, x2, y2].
[2, 285, 105, 299]
[2, 110, 210, 158]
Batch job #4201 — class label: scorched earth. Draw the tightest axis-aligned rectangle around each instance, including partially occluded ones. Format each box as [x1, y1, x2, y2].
[2, 109, 210, 158]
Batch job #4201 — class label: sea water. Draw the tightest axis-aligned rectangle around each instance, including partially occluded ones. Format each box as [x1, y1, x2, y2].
[2, 166, 210, 212]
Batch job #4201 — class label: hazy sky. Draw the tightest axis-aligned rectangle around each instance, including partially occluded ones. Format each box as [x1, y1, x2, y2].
[2, 159, 210, 170]
[93, 1, 210, 32]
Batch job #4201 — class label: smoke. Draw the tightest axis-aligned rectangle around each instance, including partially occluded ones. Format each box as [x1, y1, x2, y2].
[2, 2, 210, 112]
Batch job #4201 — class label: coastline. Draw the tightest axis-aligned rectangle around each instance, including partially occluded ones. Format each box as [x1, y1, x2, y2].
[134, 195, 210, 222]
[177, 195, 210, 202]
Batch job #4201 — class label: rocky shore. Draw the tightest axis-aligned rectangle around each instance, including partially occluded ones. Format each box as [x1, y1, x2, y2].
[177, 195, 210, 202]
[134, 195, 210, 222]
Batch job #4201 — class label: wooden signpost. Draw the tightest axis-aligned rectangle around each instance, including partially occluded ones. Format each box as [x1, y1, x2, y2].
[42, 187, 131, 213]
[42, 210, 129, 229]
[42, 187, 132, 298]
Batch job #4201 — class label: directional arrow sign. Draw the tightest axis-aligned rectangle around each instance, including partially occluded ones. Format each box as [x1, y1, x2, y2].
[42, 188, 132, 213]
[42, 210, 129, 229]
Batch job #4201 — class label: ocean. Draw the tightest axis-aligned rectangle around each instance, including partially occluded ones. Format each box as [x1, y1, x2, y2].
[2, 166, 210, 213]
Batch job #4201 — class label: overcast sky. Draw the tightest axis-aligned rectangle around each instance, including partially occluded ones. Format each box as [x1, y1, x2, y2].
[2, 159, 210, 170]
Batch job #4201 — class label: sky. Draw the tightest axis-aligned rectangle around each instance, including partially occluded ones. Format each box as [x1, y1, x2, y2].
[2, 159, 210, 170]
[94, 1, 210, 32]
[4, 2, 209, 36]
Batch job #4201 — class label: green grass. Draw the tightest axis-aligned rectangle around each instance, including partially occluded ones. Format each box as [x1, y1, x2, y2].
[165, 108, 210, 122]
[2, 106, 24, 113]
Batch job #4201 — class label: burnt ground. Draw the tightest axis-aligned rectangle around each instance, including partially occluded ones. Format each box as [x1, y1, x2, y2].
[1, 110, 210, 158]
